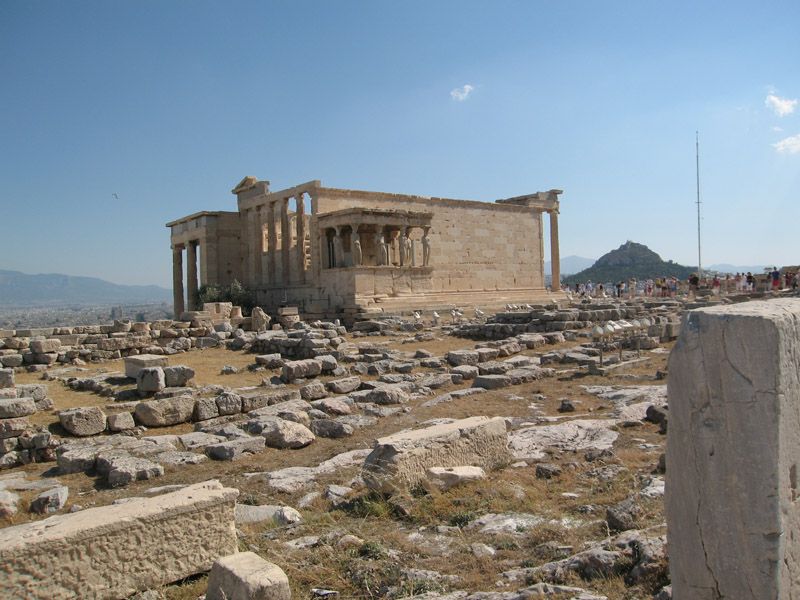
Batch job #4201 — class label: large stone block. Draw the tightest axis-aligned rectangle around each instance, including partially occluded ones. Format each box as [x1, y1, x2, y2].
[363, 416, 511, 494]
[666, 299, 800, 599]
[0, 480, 238, 599]
[29, 339, 60, 353]
[124, 354, 169, 378]
[0, 397, 36, 418]
[134, 396, 195, 427]
[137, 367, 166, 394]
[206, 552, 290, 600]
[281, 359, 322, 382]
[58, 407, 106, 437]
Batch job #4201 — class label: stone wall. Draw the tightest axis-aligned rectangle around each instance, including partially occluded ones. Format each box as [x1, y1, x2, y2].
[315, 188, 545, 293]
[0, 480, 239, 599]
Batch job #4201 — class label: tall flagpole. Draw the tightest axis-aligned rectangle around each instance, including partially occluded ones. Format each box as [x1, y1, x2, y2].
[696, 131, 703, 279]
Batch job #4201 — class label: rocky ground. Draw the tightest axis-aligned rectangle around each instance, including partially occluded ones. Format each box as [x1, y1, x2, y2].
[1, 318, 673, 599]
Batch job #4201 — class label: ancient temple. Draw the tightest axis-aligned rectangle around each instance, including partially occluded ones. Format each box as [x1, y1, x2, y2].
[166, 177, 564, 319]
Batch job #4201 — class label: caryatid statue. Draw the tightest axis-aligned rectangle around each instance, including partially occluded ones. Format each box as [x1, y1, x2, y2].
[351, 228, 363, 266]
[333, 227, 344, 268]
[404, 229, 413, 265]
[375, 231, 389, 266]
[422, 227, 431, 267]
[398, 230, 408, 266]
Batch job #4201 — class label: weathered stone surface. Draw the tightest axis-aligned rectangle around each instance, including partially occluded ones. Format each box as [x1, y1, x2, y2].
[0, 397, 36, 418]
[205, 436, 265, 460]
[363, 416, 511, 494]
[234, 504, 302, 526]
[137, 367, 166, 393]
[206, 552, 290, 600]
[0, 480, 238, 599]
[281, 359, 322, 382]
[30, 339, 60, 353]
[310, 419, 354, 438]
[124, 354, 169, 378]
[163, 365, 195, 387]
[426, 466, 486, 490]
[446, 350, 480, 367]
[0, 417, 29, 441]
[474, 374, 512, 389]
[666, 299, 800, 600]
[327, 376, 361, 394]
[255, 353, 283, 368]
[107, 411, 136, 432]
[134, 396, 194, 427]
[215, 392, 243, 415]
[300, 381, 327, 401]
[0, 368, 14, 388]
[104, 456, 164, 488]
[508, 419, 618, 461]
[194, 396, 220, 421]
[365, 386, 409, 405]
[251, 417, 315, 449]
[310, 397, 351, 416]
[59, 407, 106, 437]
[29, 485, 69, 514]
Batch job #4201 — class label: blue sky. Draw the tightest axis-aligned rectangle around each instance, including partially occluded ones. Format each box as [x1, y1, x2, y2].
[1, 1, 798, 287]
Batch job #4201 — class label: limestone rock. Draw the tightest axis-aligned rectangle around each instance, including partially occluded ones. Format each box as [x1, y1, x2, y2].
[215, 392, 242, 416]
[257, 418, 315, 449]
[426, 466, 486, 490]
[255, 353, 283, 368]
[134, 396, 194, 427]
[508, 420, 618, 461]
[107, 412, 136, 432]
[124, 354, 169, 379]
[29, 485, 69, 514]
[364, 416, 510, 494]
[327, 376, 361, 394]
[281, 359, 322, 382]
[136, 367, 166, 394]
[235, 504, 302, 526]
[163, 365, 194, 387]
[0, 368, 15, 388]
[310, 397, 351, 416]
[0, 480, 238, 599]
[251, 307, 272, 332]
[310, 419, 354, 439]
[59, 407, 106, 437]
[300, 381, 327, 401]
[446, 350, 479, 367]
[0, 397, 36, 418]
[206, 552, 290, 600]
[205, 436, 265, 460]
[365, 386, 409, 405]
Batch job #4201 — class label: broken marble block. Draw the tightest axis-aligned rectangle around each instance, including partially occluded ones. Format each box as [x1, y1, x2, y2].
[363, 416, 511, 494]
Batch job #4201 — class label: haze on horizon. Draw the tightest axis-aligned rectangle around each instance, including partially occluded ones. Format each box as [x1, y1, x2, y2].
[1, 1, 798, 288]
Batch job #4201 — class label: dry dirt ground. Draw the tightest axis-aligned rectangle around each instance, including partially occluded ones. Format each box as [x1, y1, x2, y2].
[5, 330, 672, 599]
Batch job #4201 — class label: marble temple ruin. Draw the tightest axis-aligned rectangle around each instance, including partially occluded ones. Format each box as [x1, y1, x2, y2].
[167, 177, 564, 319]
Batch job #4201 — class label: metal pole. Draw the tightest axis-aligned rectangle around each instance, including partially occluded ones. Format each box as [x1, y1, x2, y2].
[696, 131, 703, 279]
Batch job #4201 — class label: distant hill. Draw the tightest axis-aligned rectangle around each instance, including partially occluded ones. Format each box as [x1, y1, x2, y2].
[0, 269, 172, 307]
[545, 255, 596, 276]
[563, 242, 696, 284]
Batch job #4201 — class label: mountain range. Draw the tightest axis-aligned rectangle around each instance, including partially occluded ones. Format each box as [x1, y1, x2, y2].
[0, 270, 172, 307]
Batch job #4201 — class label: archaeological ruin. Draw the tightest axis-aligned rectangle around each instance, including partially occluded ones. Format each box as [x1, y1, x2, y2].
[167, 177, 564, 319]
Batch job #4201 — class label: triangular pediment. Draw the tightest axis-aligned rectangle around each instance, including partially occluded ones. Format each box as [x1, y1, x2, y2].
[231, 176, 258, 194]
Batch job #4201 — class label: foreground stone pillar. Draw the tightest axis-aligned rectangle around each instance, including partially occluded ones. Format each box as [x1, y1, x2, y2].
[666, 299, 800, 599]
[281, 198, 290, 285]
[296, 193, 306, 283]
[172, 245, 185, 319]
[186, 241, 199, 311]
[549, 210, 560, 291]
[0, 480, 238, 599]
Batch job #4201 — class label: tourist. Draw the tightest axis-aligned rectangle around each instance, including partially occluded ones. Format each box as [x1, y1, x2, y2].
[689, 273, 699, 296]
[712, 275, 721, 296]
[746, 272, 754, 291]
[615, 281, 624, 298]
[771, 267, 781, 290]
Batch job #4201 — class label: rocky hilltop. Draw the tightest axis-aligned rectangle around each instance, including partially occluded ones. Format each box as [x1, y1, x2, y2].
[564, 241, 695, 284]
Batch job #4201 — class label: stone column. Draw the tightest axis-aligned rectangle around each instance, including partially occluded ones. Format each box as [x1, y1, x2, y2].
[252, 205, 263, 287]
[333, 227, 344, 268]
[267, 201, 277, 285]
[186, 241, 199, 312]
[281, 198, 290, 285]
[549, 210, 560, 291]
[172, 245, 185, 319]
[666, 299, 800, 599]
[296, 194, 306, 283]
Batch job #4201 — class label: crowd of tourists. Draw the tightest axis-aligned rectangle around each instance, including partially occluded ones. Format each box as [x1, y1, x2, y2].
[562, 267, 799, 299]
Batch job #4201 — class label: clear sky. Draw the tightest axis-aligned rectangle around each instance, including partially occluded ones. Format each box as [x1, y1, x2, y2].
[1, 1, 798, 287]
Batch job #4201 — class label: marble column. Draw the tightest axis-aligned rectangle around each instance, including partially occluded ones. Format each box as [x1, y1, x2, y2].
[549, 210, 560, 291]
[281, 198, 290, 285]
[186, 241, 199, 311]
[296, 194, 306, 283]
[267, 201, 277, 285]
[253, 205, 263, 286]
[172, 245, 185, 319]
[333, 227, 344, 268]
